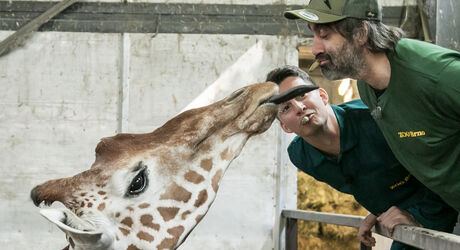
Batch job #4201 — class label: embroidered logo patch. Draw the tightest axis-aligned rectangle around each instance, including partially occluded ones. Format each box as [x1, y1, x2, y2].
[389, 174, 411, 190]
[299, 10, 319, 21]
[398, 131, 426, 138]
[366, 11, 376, 18]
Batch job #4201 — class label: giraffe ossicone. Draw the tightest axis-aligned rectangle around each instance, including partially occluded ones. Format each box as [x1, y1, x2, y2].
[30, 82, 279, 250]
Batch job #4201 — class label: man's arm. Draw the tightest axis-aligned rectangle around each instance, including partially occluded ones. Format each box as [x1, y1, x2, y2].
[438, 58, 460, 119]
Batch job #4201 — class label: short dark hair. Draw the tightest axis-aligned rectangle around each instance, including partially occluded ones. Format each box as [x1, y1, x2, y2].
[266, 65, 317, 86]
[318, 18, 405, 54]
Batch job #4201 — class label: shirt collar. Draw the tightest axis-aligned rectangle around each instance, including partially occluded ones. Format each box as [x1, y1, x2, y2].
[332, 104, 358, 161]
[298, 104, 358, 167]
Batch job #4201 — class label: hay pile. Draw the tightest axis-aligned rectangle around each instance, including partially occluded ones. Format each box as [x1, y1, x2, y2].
[297, 172, 369, 249]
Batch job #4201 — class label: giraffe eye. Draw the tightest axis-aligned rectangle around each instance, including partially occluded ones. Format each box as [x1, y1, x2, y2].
[126, 168, 149, 197]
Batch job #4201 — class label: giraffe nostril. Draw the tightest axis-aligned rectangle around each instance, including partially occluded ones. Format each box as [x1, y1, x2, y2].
[30, 187, 43, 207]
[226, 88, 245, 103]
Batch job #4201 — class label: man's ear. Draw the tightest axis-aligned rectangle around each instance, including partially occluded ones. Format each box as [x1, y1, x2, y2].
[280, 120, 294, 133]
[355, 22, 369, 46]
[318, 88, 329, 105]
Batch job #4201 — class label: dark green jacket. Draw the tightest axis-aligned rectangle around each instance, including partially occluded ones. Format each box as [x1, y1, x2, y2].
[358, 38, 460, 211]
[288, 99, 457, 231]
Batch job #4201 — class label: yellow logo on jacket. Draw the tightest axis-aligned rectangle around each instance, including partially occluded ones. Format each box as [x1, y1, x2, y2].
[390, 174, 411, 190]
[398, 131, 426, 138]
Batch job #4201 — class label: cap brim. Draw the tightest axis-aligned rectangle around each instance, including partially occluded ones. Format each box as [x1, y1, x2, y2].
[284, 8, 346, 24]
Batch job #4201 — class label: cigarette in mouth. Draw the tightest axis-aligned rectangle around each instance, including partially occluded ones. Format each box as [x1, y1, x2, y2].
[302, 116, 310, 124]
[308, 61, 319, 72]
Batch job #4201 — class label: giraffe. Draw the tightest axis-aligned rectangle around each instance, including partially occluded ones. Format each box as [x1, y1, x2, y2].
[30, 82, 279, 250]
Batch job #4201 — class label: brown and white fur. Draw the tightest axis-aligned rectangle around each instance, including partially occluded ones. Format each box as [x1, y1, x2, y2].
[30, 82, 278, 250]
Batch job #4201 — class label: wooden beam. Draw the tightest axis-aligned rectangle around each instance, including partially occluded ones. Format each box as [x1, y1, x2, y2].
[0, 0, 78, 56]
[0, 3, 415, 35]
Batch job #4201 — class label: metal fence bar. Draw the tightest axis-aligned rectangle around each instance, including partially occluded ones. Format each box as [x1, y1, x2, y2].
[285, 217, 298, 250]
[282, 209, 460, 250]
[373, 223, 460, 249]
[282, 209, 364, 228]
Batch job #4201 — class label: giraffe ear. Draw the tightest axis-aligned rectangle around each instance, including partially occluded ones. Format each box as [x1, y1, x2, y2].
[40, 208, 113, 248]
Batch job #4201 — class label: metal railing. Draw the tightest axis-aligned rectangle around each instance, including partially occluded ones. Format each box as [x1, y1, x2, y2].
[282, 209, 460, 250]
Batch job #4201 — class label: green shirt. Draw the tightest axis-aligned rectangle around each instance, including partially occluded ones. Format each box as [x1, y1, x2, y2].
[358, 38, 460, 211]
[288, 99, 457, 231]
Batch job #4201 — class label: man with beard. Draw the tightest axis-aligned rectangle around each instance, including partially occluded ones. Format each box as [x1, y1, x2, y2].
[283, 0, 460, 215]
[266, 65, 457, 249]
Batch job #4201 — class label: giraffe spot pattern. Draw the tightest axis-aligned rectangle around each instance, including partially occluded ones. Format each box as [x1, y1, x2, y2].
[157, 207, 180, 222]
[184, 170, 205, 184]
[97, 202, 105, 211]
[127, 244, 141, 250]
[121, 217, 133, 227]
[119, 227, 130, 236]
[220, 147, 232, 160]
[167, 225, 185, 239]
[98, 191, 106, 195]
[159, 182, 192, 202]
[138, 203, 150, 209]
[200, 158, 213, 171]
[137, 231, 154, 242]
[156, 238, 176, 250]
[181, 211, 191, 220]
[140, 214, 160, 231]
[194, 189, 208, 207]
[195, 214, 203, 223]
[212, 169, 223, 192]
[155, 226, 185, 249]
[88, 202, 93, 208]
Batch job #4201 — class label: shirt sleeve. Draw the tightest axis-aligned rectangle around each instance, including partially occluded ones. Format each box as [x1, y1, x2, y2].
[436, 57, 460, 122]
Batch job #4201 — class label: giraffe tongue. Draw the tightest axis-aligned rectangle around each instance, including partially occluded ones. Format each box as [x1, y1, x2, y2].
[40, 208, 113, 248]
[267, 85, 319, 104]
[40, 207, 97, 233]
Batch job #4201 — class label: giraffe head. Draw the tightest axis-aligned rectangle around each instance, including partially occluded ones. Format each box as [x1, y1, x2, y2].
[30, 82, 278, 250]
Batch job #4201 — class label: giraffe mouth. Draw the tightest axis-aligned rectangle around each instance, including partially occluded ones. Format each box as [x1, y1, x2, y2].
[40, 207, 112, 249]
[39, 205, 97, 234]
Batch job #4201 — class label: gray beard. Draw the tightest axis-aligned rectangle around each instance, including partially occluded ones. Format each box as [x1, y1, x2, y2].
[320, 41, 366, 80]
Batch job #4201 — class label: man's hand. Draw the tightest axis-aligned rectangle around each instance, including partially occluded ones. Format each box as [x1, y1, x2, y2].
[358, 213, 377, 247]
[376, 206, 423, 236]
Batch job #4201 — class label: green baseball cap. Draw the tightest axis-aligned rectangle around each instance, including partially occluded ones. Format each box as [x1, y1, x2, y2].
[284, 0, 382, 23]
